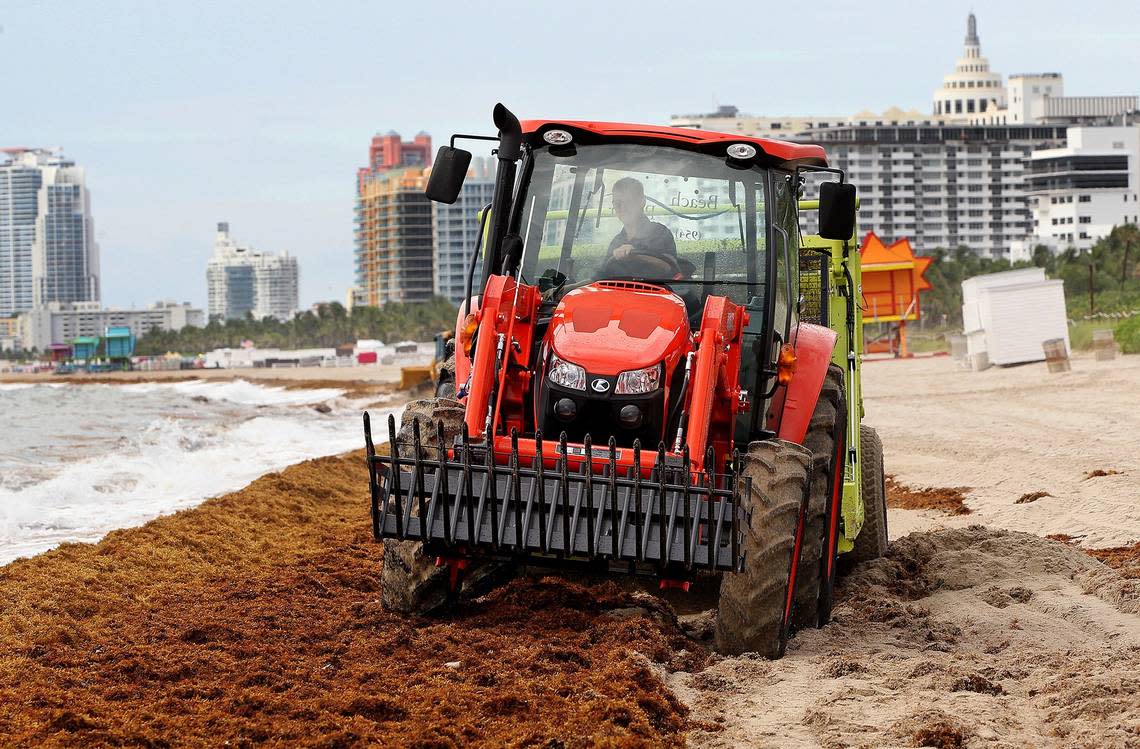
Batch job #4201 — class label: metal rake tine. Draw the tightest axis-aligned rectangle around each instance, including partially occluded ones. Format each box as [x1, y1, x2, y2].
[608, 437, 619, 558]
[681, 445, 692, 569]
[365, 412, 380, 538]
[410, 418, 428, 538]
[535, 429, 548, 553]
[364, 411, 375, 457]
[461, 422, 475, 544]
[560, 431, 571, 555]
[438, 420, 452, 545]
[485, 433, 499, 548]
[511, 428, 523, 549]
[705, 445, 717, 570]
[583, 433, 595, 558]
[657, 442, 667, 564]
[633, 439, 643, 561]
[384, 414, 400, 533]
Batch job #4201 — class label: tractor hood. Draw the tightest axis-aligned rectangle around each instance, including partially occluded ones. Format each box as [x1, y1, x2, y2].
[549, 282, 690, 376]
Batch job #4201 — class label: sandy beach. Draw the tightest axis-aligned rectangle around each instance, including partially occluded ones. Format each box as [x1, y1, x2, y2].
[865, 352, 1140, 548]
[1, 355, 1137, 746]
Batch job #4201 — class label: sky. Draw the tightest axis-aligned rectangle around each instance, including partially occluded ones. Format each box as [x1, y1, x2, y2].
[4, 0, 1140, 310]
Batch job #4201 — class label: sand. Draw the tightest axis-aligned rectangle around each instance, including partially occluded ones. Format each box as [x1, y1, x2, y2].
[672, 527, 1139, 748]
[0, 363, 408, 394]
[863, 353, 1140, 548]
[670, 352, 1140, 747]
[3, 353, 1139, 746]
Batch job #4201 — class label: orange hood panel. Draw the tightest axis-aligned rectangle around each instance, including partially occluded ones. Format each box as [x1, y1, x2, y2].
[549, 282, 690, 376]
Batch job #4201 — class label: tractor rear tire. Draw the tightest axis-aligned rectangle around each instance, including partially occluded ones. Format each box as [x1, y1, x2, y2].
[852, 424, 888, 564]
[435, 342, 457, 399]
[381, 397, 470, 616]
[714, 439, 811, 658]
[791, 364, 845, 631]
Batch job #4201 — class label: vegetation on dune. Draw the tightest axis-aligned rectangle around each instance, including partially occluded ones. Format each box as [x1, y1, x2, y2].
[134, 297, 458, 356]
[1113, 315, 1140, 354]
[919, 224, 1140, 327]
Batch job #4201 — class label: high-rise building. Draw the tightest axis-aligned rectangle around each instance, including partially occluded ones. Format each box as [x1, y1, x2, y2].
[433, 158, 495, 305]
[1024, 127, 1140, 251]
[0, 148, 100, 317]
[206, 222, 299, 321]
[354, 132, 435, 306]
[805, 123, 1068, 258]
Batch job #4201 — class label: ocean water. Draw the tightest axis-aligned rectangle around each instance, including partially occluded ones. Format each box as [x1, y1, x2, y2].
[0, 380, 402, 565]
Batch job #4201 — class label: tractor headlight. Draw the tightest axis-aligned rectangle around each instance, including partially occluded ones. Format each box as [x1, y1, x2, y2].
[615, 364, 661, 395]
[548, 353, 586, 391]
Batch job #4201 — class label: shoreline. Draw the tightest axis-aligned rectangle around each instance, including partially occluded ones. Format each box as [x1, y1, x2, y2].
[0, 364, 409, 399]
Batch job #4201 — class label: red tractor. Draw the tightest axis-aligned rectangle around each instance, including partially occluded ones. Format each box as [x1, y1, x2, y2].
[364, 105, 887, 657]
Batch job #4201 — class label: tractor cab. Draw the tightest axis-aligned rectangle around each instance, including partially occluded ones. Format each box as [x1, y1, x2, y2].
[432, 113, 851, 458]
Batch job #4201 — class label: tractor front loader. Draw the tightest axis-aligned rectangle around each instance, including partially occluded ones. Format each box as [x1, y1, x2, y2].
[363, 105, 888, 657]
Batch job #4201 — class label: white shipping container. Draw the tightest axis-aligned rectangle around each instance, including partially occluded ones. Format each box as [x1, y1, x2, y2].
[961, 269, 1069, 367]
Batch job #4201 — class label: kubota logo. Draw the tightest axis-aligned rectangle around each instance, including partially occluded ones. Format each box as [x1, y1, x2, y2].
[591, 378, 610, 393]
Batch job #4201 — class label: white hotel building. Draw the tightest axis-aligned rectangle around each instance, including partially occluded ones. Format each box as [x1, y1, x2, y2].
[1025, 127, 1140, 252]
[206, 222, 299, 322]
[671, 13, 1138, 259]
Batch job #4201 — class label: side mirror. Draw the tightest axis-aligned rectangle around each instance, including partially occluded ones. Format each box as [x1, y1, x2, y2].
[425, 146, 472, 204]
[818, 181, 857, 241]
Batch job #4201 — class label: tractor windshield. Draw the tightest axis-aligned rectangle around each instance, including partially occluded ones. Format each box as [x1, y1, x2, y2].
[516, 143, 769, 307]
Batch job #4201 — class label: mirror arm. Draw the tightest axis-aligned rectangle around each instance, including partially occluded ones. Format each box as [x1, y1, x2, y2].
[450, 134, 500, 148]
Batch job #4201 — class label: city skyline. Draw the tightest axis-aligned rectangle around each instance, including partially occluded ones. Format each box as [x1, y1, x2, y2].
[5, 1, 1140, 309]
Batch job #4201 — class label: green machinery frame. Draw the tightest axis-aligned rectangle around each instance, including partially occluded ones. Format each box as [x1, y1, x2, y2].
[799, 199, 865, 555]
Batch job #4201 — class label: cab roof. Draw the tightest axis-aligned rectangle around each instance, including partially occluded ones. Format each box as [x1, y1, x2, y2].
[520, 119, 828, 167]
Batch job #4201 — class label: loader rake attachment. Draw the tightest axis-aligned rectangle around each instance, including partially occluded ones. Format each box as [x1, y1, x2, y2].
[364, 412, 746, 574]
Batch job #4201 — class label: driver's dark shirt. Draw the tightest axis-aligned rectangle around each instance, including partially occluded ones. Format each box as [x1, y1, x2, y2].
[606, 221, 677, 260]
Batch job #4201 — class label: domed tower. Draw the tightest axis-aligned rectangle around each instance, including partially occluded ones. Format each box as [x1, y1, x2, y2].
[932, 13, 1006, 123]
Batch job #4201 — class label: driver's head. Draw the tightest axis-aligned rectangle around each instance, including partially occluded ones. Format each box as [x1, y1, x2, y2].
[612, 177, 647, 228]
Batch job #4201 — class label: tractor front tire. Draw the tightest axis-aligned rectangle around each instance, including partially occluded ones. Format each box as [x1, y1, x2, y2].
[851, 424, 888, 563]
[380, 398, 464, 616]
[791, 364, 845, 630]
[714, 439, 811, 658]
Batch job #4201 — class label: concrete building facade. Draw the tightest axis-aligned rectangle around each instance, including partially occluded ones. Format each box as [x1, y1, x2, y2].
[19, 301, 204, 351]
[808, 123, 1068, 258]
[354, 132, 435, 306]
[1024, 127, 1140, 251]
[432, 158, 494, 305]
[206, 222, 299, 321]
[0, 148, 100, 317]
[354, 167, 434, 305]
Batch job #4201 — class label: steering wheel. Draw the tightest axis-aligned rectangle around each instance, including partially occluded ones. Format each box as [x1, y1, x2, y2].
[599, 250, 682, 280]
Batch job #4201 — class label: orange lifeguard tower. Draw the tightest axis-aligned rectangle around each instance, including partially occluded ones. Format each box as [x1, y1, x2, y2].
[860, 232, 933, 357]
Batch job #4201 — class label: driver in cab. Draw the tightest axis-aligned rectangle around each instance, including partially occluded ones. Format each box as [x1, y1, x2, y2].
[604, 177, 682, 279]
